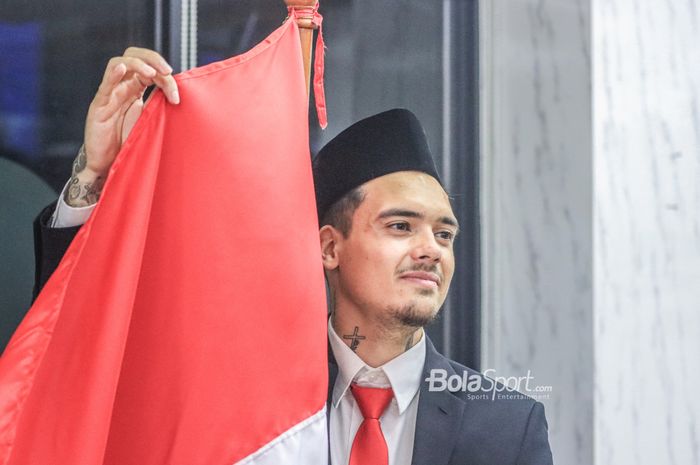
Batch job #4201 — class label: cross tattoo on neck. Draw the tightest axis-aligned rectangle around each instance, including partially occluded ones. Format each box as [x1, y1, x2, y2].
[343, 326, 366, 352]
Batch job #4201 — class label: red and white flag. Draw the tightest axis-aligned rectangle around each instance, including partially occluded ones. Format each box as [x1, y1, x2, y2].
[0, 18, 328, 464]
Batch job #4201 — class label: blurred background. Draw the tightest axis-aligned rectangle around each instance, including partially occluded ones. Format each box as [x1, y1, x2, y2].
[1, 1, 699, 464]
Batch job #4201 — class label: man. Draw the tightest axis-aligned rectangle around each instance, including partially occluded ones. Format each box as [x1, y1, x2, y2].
[33, 49, 554, 465]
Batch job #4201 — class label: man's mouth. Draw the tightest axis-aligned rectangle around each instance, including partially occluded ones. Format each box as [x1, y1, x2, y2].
[399, 271, 441, 290]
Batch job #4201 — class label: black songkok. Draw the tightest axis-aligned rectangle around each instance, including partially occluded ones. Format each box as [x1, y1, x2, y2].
[312, 108, 441, 220]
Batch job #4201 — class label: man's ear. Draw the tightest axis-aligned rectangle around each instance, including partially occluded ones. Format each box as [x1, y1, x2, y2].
[319, 225, 341, 271]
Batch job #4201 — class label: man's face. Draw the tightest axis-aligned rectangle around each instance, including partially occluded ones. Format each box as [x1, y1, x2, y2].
[328, 171, 458, 328]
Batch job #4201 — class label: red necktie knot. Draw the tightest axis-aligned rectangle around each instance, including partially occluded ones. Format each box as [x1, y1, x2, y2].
[350, 383, 394, 419]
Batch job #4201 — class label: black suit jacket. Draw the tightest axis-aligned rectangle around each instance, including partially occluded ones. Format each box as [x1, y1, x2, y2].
[33, 203, 554, 465]
[32, 202, 81, 301]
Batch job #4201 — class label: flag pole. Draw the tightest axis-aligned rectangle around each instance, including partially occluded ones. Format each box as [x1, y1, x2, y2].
[284, 0, 319, 95]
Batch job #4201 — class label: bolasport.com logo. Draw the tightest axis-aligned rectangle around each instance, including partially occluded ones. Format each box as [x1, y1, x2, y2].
[424, 368, 553, 401]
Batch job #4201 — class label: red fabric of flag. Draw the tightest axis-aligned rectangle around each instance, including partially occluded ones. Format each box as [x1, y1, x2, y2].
[0, 19, 328, 465]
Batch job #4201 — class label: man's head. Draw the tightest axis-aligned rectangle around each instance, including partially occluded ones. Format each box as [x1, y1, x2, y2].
[313, 109, 459, 330]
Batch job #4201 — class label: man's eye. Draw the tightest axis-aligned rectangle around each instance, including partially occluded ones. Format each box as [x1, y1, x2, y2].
[389, 222, 411, 232]
[436, 231, 454, 241]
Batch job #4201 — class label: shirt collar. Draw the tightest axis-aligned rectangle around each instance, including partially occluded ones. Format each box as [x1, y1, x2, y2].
[328, 318, 426, 414]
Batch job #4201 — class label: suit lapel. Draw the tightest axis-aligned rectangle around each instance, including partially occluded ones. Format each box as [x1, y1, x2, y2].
[410, 337, 465, 465]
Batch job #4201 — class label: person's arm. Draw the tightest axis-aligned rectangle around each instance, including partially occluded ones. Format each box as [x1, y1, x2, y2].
[32, 202, 82, 301]
[515, 401, 554, 465]
[32, 47, 180, 300]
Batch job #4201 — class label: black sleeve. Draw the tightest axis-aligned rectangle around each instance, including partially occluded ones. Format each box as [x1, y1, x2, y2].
[32, 201, 82, 302]
[515, 401, 554, 465]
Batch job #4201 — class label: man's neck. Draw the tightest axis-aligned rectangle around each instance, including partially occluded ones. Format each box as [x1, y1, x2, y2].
[331, 311, 423, 368]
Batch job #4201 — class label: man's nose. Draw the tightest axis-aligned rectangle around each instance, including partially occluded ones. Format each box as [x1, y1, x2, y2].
[410, 229, 442, 263]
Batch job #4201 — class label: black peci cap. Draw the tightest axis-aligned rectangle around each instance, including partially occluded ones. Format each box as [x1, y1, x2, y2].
[312, 108, 442, 220]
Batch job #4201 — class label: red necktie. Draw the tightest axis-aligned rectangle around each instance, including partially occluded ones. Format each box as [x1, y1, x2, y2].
[349, 383, 394, 465]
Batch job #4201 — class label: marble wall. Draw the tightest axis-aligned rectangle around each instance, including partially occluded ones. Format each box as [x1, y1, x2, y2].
[594, 0, 700, 463]
[482, 0, 700, 463]
[480, 1, 593, 463]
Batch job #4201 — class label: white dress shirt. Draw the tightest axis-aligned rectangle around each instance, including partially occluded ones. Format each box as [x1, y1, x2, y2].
[51, 180, 95, 228]
[328, 320, 426, 465]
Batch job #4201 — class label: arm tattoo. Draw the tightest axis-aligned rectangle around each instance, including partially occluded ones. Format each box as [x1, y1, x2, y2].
[343, 326, 366, 352]
[64, 145, 105, 207]
[72, 144, 87, 174]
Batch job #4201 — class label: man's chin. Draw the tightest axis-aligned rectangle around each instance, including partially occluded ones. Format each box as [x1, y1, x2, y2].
[388, 302, 440, 328]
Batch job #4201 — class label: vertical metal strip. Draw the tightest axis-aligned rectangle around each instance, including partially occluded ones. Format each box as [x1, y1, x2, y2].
[478, 0, 497, 374]
[180, 0, 190, 70]
[169, 0, 182, 71]
[441, 0, 454, 358]
[442, 0, 453, 189]
[189, 0, 198, 69]
[154, 0, 164, 54]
